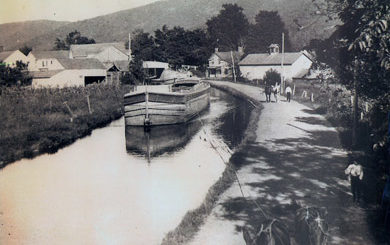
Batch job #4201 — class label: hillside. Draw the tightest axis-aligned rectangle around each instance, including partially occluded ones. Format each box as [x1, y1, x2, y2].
[8, 0, 338, 51]
[0, 20, 69, 51]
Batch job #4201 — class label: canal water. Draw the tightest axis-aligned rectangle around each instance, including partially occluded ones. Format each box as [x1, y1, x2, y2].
[0, 89, 252, 245]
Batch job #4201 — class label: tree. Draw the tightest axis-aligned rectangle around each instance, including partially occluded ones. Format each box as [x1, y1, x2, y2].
[54, 30, 95, 50]
[323, 0, 389, 148]
[153, 26, 212, 68]
[206, 4, 249, 51]
[128, 29, 156, 61]
[245, 11, 291, 53]
[263, 69, 281, 86]
[19, 45, 32, 56]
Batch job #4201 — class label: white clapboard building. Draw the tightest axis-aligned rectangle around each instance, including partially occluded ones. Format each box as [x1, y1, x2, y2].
[239, 44, 313, 81]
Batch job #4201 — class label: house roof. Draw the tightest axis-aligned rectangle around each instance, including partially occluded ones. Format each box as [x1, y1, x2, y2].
[57, 58, 106, 70]
[143, 61, 169, 69]
[114, 60, 130, 71]
[239, 52, 309, 66]
[70, 42, 129, 58]
[30, 50, 69, 60]
[213, 51, 244, 64]
[0, 51, 15, 61]
[31, 70, 63, 78]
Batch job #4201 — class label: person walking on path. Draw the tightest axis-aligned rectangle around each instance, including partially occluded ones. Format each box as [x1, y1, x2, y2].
[272, 83, 279, 102]
[265, 84, 272, 103]
[285, 85, 292, 102]
[345, 161, 364, 203]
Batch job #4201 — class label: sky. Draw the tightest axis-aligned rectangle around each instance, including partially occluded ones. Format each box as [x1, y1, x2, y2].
[0, 0, 162, 24]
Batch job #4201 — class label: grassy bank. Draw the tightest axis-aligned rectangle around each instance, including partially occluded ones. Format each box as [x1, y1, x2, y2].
[161, 82, 262, 244]
[0, 83, 130, 168]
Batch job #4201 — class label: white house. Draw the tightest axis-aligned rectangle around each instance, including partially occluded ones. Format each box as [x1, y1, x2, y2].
[0, 50, 29, 68]
[27, 50, 69, 72]
[239, 44, 313, 81]
[207, 48, 244, 78]
[31, 58, 107, 88]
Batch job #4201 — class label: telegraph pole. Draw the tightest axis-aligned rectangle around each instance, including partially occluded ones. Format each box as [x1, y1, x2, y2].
[352, 57, 359, 148]
[281, 32, 285, 94]
[230, 50, 237, 83]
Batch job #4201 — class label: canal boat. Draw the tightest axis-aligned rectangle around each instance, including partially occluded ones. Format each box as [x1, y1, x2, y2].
[124, 79, 210, 127]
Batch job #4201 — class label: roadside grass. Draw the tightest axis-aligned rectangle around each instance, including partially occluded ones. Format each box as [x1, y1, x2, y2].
[0, 83, 130, 168]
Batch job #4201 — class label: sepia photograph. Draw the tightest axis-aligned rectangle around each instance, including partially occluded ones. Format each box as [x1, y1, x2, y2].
[0, 0, 389, 244]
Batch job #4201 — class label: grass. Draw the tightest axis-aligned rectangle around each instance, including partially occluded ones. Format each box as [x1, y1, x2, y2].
[161, 82, 262, 244]
[0, 83, 131, 168]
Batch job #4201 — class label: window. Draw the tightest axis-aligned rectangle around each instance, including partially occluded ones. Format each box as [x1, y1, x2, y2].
[42, 61, 44, 67]
[51, 60, 53, 64]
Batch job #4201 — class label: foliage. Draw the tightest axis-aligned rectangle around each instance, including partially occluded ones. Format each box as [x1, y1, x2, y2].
[245, 11, 292, 53]
[54, 30, 96, 50]
[0, 62, 31, 86]
[0, 83, 129, 166]
[323, 0, 390, 100]
[263, 69, 281, 86]
[125, 57, 145, 84]
[127, 29, 156, 61]
[153, 26, 212, 68]
[19, 45, 32, 56]
[206, 4, 249, 51]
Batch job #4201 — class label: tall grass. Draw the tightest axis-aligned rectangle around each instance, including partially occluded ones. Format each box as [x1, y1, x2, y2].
[0, 83, 130, 167]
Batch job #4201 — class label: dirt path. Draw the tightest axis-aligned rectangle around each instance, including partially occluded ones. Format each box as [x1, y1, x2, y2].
[189, 81, 376, 244]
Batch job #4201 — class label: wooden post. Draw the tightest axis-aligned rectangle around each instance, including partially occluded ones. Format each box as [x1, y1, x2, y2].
[293, 84, 296, 96]
[311, 93, 314, 102]
[63, 101, 74, 122]
[87, 95, 92, 114]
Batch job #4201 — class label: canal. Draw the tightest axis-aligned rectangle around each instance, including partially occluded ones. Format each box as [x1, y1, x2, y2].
[0, 88, 252, 244]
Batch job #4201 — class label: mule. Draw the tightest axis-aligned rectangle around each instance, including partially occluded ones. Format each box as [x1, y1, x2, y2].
[242, 219, 291, 245]
[242, 204, 328, 245]
[295, 206, 328, 245]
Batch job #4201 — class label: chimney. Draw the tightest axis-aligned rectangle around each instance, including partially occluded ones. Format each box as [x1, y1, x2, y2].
[215, 47, 219, 52]
[0, 46, 3, 52]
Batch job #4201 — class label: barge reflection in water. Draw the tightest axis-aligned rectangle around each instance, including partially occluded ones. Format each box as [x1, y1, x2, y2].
[125, 119, 203, 162]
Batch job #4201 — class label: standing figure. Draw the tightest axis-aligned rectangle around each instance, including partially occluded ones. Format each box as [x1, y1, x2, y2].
[272, 83, 279, 103]
[285, 85, 292, 102]
[345, 161, 364, 203]
[265, 84, 272, 103]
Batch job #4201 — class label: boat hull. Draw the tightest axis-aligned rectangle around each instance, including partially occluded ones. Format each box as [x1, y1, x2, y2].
[124, 83, 210, 126]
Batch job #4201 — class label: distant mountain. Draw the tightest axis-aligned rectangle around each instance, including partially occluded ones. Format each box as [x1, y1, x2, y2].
[5, 0, 338, 51]
[0, 20, 70, 51]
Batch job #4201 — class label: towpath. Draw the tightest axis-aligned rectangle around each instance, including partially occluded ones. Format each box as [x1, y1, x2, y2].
[189, 81, 376, 244]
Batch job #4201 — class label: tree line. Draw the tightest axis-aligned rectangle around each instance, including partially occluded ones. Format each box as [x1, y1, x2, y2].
[125, 4, 291, 83]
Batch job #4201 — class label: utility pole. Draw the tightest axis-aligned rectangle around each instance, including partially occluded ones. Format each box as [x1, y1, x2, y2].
[352, 57, 359, 148]
[230, 50, 237, 83]
[281, 32, 285, 94]
[128, 33, 132, 61]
